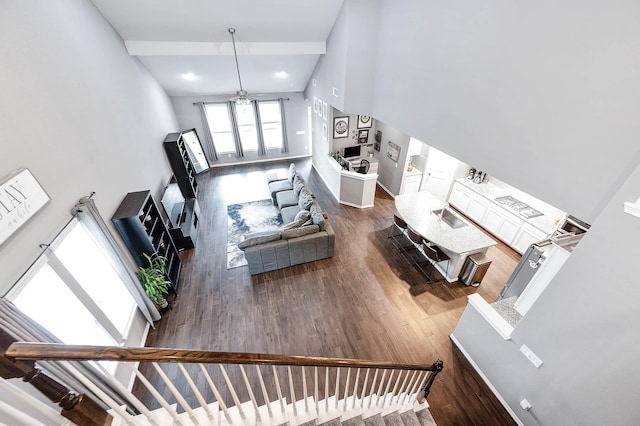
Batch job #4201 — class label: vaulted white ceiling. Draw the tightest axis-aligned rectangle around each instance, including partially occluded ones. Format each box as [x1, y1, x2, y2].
[90, 0, 345, 96]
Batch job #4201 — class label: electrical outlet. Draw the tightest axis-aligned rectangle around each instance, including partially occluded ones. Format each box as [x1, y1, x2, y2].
[520, 344, 543, 368]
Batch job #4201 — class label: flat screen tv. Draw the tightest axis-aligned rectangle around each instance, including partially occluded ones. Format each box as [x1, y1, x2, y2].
[343, 145, 361, 158]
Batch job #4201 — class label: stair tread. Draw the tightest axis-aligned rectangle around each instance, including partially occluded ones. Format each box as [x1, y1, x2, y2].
[415, 408, 437, 426]
[363, 414, 386, 426]
[382, 412, 404, 426]
[400, 410, 421, 426]
[318, 418, 342, 426]
[342, 416, 366, 426]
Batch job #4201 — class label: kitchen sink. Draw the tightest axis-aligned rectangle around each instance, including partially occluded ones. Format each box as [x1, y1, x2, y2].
[432, 208, 468, 229]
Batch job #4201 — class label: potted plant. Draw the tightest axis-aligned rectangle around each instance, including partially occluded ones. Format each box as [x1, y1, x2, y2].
[136, 252, 171, 309]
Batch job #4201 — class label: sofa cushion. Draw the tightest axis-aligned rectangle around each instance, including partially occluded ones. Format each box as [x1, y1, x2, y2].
[268, 179, 294, 202]
[275, 190, 298, 210]
[281, 224, 320, 239]
[298, 188, 314, 211]
[283, 210, 311, 230]
[238, 231, 281, 250]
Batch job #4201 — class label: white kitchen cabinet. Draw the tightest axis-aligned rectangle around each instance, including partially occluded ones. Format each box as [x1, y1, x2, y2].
[512, 222, 548, 254]
[448, 182, 472, 212]
[466, 193, 489, 223]
[483, 203, 523, 245]
[402, 173, 422, 194]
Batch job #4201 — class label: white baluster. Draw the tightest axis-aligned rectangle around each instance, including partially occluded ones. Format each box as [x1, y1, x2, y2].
[130, 364, 184, 425]
[272, 365, 286, 415]
[314, 366, 319, 414]
[92, 362, 159, 426]
[152, 362, 199, 425]
[367, 369, 380, 409]
[255, 365, 273, 417]
[302, 366, 309, 412]
[360, 369, 371, 408]
[342, 368, 351, 411]
[220, 364, 246, 419]
[408, 371, 426, 404]
[374, 370, 388, 407]
[399, 371, 418, 405]
[325, 367, 330, 412]
[383, 370, 402, 408]
[380, 371, 396, 408]
[239, 365, 261, 422]
[352, 368, 361, 409]
[200, 364, 232, 422]
[178, 364, 213, 420]
[0, 398, 44, 426]
[334, 368, 341, 409]
[287, 366, 297, 416]
[410, 371, 431, 404]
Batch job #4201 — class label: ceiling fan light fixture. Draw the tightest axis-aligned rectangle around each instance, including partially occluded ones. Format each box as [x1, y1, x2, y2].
[235, 96, 251, 106]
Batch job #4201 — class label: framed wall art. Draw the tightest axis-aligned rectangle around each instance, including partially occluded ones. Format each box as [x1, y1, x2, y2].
[0, 168, 50, 247]
[374, 130, 382, 151]
[387, 141, 400, 162]
[322, 122, 328, 141]
[358, 129, 369, 144]
[357, 115, 372, 129]
[313, 96, 318, 115]
[333, 116, 349, 138]
[322, 101, 328, 121]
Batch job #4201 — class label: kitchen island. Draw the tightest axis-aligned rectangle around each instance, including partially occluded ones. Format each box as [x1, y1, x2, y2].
[395, 192, 497, 282]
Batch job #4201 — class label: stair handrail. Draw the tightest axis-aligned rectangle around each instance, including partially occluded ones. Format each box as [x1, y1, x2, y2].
[7, 342, 443, 373]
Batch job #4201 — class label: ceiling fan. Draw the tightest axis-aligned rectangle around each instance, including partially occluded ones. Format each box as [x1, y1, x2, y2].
[217, 27, 263, 105]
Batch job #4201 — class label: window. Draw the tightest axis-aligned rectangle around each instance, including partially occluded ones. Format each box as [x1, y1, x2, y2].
[8, 220, 137, 350]
[234, 103, 258, 151]
[202, 100, 287, 156]
[204, 103, 235, 153]
[259, 101, 284, 150]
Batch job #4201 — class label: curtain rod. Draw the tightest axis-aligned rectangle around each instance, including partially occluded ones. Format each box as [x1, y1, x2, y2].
[193, 98, 290, 106]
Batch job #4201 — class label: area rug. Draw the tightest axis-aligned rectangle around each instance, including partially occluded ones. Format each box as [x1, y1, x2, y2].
[227, 199, 283, 269]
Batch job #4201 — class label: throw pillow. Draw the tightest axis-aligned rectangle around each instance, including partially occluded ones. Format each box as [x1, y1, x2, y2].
[287, 163, 296, 184]
[283, 210, 310, 230]
[238, 231, 281, 250]
[310, 204, 326, 230]
[281, 224, 320, 239]
[298, 188, 314, 211]
[293, 175, 306, 197]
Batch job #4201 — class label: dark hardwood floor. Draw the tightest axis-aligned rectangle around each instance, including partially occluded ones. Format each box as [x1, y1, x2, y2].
[136, 158, 519, 425]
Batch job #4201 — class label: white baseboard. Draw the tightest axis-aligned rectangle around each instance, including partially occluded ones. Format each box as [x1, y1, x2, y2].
[449, 334, 524, 426]
[210, 154, 311, 168]
[377, 182, 395, 198]
[312, 163, 341, 204]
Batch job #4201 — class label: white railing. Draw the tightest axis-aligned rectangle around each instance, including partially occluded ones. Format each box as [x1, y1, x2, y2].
[5, 343, 443, 425]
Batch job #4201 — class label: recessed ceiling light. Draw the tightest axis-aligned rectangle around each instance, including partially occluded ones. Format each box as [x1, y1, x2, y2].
[181, 72, 199, 81]
[275, 71, 288, 78]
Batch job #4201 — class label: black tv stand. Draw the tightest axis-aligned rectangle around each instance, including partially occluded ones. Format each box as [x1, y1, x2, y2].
[161, 179, 200, 250]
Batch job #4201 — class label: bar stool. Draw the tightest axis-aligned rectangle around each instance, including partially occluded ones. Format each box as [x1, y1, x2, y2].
[387, 213, 412, 250]
[405, 228, 436, 280]
[422, 238, 451, 280]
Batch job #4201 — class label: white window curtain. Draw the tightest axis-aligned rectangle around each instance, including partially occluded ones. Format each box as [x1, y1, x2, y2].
[194, 102, 218, 161]
[71, 193, 160, 324]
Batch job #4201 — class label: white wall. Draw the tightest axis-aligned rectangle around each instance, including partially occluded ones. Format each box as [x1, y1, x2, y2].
[0, 0, 177, 350]
[375, 122, 411, 195]
[171, 92, 312, 166]
[370, 0, 640, 224]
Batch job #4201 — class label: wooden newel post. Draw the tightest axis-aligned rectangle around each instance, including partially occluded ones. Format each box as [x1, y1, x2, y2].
[421, 359, 444, 399]
[0, 329, 112, 426]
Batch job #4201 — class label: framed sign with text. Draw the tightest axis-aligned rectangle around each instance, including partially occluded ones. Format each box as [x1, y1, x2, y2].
[0, 168, 50, 246]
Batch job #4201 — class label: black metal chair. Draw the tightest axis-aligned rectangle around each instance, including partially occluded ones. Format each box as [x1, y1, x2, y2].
[422, 238, 451, 280]
[355, 159, 370, 174]
[404, 228, 436, 280]
[387, 213, 412, 250]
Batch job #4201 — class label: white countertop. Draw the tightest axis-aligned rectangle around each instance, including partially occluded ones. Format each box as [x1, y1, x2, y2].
[395, 192, 497, 254]
[455, 178, 566, 234]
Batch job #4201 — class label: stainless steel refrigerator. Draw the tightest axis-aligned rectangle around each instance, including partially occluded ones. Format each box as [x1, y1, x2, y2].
[496, 240, 552, 301]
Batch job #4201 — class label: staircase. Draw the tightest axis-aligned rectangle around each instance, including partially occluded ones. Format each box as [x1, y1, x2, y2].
[3, 340, 443, 426]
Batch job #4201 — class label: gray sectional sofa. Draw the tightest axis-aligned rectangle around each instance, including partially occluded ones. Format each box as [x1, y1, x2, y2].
[238, 165, 335, 275]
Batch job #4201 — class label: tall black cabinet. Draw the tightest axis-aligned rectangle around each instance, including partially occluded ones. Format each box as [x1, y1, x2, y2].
[111, 190, 182, 293]
[163, 132, 198, 198]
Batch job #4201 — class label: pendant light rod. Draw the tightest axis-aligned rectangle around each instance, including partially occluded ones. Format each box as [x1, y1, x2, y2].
[228, 27, 245, 94]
